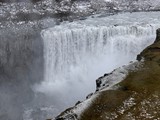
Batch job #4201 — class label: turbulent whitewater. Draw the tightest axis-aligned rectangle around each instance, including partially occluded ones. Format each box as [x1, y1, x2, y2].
[32, 12, 160, 118]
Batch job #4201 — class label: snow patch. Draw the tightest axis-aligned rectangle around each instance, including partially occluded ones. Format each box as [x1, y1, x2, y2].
[55, 93, 99, 120]
[96, 61, 143, 91]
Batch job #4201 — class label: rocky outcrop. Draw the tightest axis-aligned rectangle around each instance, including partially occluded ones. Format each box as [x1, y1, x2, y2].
[54, 28, 160, 120]
[138, 28, 160, 62]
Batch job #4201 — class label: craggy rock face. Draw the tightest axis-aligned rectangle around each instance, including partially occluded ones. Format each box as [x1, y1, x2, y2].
[138, 28, 160, 62]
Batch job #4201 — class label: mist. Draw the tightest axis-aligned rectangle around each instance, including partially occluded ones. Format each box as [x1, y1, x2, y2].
[0, 1, 160, 119]
[0, 23, 44, 120]
[33, 19, 159, 118]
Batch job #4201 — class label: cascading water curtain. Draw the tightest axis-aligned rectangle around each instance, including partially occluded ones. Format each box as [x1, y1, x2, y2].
[41, 24, 159, 84]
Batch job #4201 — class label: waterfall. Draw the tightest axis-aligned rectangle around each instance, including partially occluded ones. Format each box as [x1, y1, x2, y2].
[29, 12, 160, 119]
[41, 24, 159, 83]
[37, 24, 160, 108]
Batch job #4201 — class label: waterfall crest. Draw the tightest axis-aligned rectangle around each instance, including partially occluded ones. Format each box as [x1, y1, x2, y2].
[37, 24, 160, 112]
[41, 24, 159, 84]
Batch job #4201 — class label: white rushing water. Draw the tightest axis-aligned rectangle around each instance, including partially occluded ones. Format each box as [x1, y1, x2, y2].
[32, 12, 160, 118]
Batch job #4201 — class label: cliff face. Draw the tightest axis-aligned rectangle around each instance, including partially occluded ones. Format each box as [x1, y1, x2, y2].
[55, 29, 160, 120]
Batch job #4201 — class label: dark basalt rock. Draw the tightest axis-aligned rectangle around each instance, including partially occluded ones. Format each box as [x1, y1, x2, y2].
[86, 93, 93, 99]
[103, 73, 111, 77]
[155, 28, 160, 43]
[148, 47, 160, 52]
[55, 113, 78, 120]
[137, 28, 160, 61]
[96, 78, 102, 90]
[136, 54, 142, 61]
[75, 101, 81, 105]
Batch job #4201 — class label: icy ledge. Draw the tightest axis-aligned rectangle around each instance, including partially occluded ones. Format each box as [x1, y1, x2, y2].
[54, 61, 143, 120]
